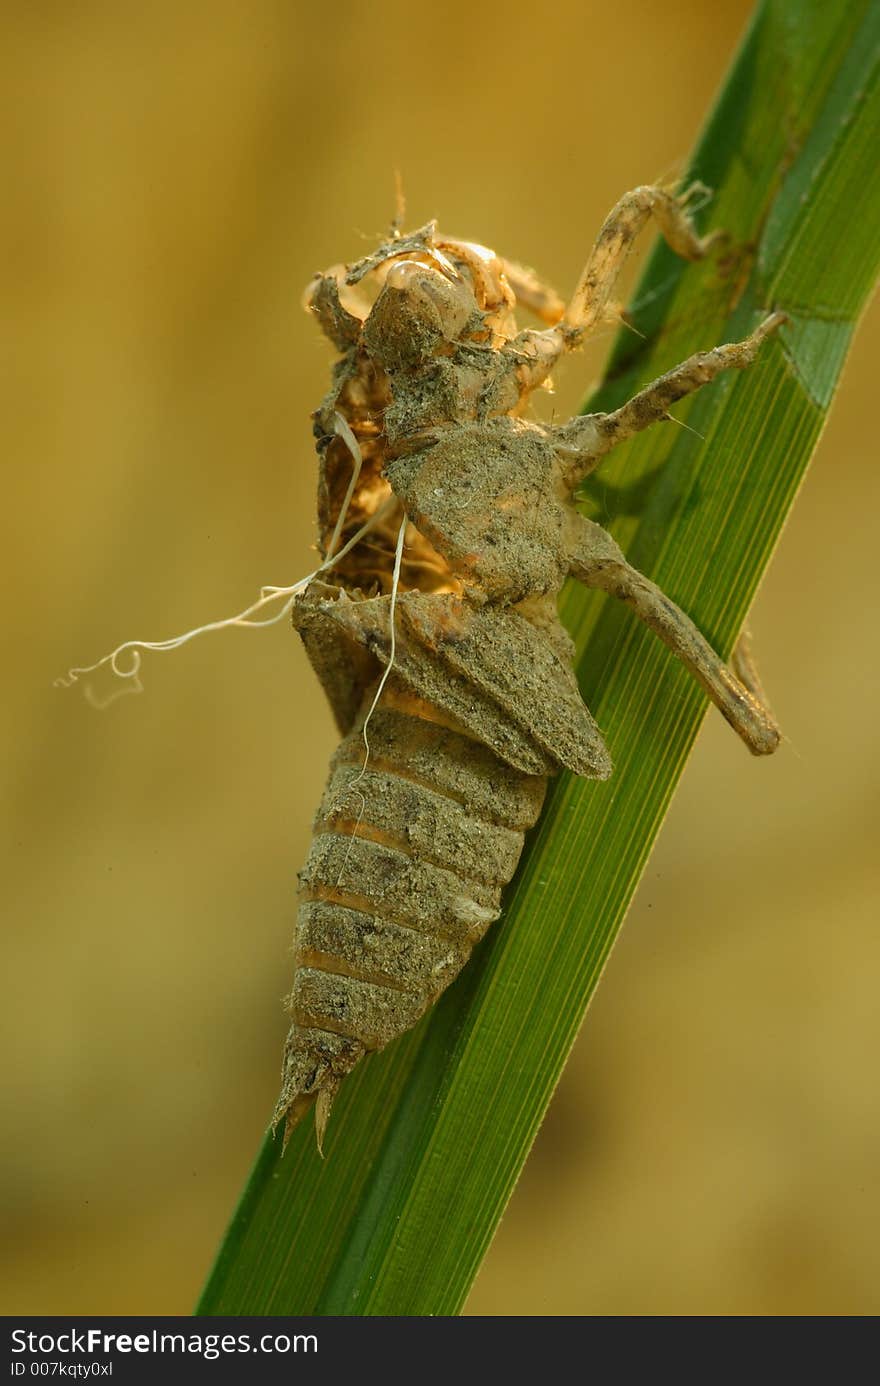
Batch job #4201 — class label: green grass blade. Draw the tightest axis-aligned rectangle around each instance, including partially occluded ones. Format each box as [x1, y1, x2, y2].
[197, 0, 880, 1317]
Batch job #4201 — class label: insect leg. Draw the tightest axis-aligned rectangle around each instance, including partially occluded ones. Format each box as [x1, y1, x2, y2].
[567, 514, 780, 755]
[564, 184, 720, 340]
[497, 185, 722, 407]
[553, 313, 786, 485]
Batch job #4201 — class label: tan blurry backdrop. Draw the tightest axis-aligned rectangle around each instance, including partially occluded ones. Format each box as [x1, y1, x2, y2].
[2, 0, 878, 1317]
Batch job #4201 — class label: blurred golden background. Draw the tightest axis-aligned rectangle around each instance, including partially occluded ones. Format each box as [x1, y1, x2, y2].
[3, 0, 878, 1316]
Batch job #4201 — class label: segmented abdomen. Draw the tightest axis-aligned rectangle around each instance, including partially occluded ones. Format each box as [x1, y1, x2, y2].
[275, 698, 546, 1146]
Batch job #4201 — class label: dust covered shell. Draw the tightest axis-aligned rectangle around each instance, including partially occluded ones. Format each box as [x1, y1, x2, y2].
[278, 190, 785, 1150]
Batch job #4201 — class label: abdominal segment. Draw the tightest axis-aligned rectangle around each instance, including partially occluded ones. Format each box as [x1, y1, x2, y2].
[274, 704, 546, 1149]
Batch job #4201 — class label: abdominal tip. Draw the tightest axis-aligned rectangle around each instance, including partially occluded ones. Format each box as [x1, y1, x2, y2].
[314, 1080, 341, 1158]
[272, 1090, 316, 1154]
[272, 1079, 340, 1157]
